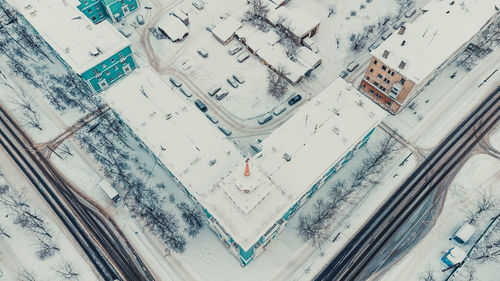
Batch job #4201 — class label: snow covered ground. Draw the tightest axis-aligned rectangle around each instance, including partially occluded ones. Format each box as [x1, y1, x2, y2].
[381, 153, 500, 281]
[0, 151, 99, 281]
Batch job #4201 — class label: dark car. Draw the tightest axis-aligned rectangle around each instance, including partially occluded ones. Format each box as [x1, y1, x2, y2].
[288, 94, 302, 106]
[194, 99, 207, 112]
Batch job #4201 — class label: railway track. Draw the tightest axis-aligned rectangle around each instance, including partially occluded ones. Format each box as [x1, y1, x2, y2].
[0, 106, 154, 281]
[315, 86, 500, 281]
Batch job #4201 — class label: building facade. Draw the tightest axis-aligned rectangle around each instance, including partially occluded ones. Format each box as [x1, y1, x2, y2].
[78, 0, 140, 24]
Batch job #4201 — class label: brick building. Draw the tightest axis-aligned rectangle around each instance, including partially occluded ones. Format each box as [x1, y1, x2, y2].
[360, 0, 499, 114]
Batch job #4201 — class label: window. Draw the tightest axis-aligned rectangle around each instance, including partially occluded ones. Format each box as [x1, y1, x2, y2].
[374, 81, 379, 87]
[87, 7, 92, 12]
[120, 0, 125, 4]
[102, 63, 106, 68]
[366, 76, 370, 81]
[105, 70, 110, 75]
[391, 71, 394, 76]
[119, 53, 124, 58]
[382, 65, 387, 71]
[92, 16, 96, 21]
[387, 68, 391, 73]
[83, 0, 88, 5]
[131, 4, 135, 9]
[93, 68, 98, 75]
[374, 60, 378, 65]
[362, 84, 366, 88]
[114, 65, 119, 70]
[109, 77, 114, 82]
[400, 78, 406, 84]
[110, 58, 115, 63]
[377, 74, 382, 79]
[369, 89, 374, 94]
[369, 68, 373, 73]
[122, 61, 128, 66]
[386, 101, 392, 106]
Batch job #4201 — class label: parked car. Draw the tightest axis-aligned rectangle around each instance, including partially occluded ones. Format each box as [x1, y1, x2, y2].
[205, 24, 216, 32]
[206, 113, 219, 124]
[227, 77, 239, 88]
[347, 62, 359, 72]
[273, 105, 286, 116]
[381, 29, 393, 40]
[288, 94, 302, 106]
[208, 85, 221, 96]
[192, 0, 205, 10]
[404, 9, 416, 18]
[232, 73, 244, 84]
[194, 99, 207, 112]
[258, 113, 273, 125]
[392, 21, 406, 30]
[228, 45, 242, 55]
[136, 14, 145, 25]
[339, 70, 348, 78]
[216, 89, 228, 100]
[251, 143, 263, 153]
[237, 51, 250, 63]
[119, 29, 131, 38]
[218, 125, 232, 136]
[179, 86, 192, 97]
[170, 76, 182, 87]
[368, 41, 381, 52]
[197, 48, 209, 58]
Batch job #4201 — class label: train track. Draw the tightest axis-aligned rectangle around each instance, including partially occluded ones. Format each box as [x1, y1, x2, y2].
[0, 106, 154, 281]
[315, 86, 500, 281]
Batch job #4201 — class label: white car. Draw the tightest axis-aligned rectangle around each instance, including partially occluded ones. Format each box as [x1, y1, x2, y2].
[237, 51, 250, 63]
[192, 0, 205, 10]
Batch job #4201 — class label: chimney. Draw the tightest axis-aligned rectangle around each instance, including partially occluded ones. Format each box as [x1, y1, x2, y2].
[382, 50, 389, 58]
[398, 26, 406, 35]
[401, 40, 406, 46]
[399, 61, 406, 69]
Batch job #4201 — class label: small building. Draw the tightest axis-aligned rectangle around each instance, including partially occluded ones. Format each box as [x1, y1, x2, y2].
[157, 15, 189, 42]
[77, 0, 140, 24]
[267, 6, 320, 44]
[453, 223, 475, 244]
[442, 246, 467, 267]
[211, 17, 242, 45]
[359, 0, 499, 114]
[98, 179, 120, 201]
[257, 43, 308, 85]
[9, 0, 136, 93]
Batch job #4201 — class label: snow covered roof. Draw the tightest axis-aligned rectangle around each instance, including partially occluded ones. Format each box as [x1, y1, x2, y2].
[445, 247, 467, 265]
[257, 44, 308, 83]
[454, 223, 475, 243]
[267, 6, 320, 38]
[204, 78, 387, 250]
[371, 0, 499, 84]
[102, 66, 242, 205]
[7, 0, 130, 74]
[157, 15, 189, 41]
[212, 16, 242, 43]
[245, 28, 280, 52]
[294, 46, 322, 70]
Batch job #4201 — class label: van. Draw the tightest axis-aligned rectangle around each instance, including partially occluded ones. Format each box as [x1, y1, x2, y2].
[347, 62, 359, 72]
[194, 99, 207, 112]
[258, 113, 273, 125]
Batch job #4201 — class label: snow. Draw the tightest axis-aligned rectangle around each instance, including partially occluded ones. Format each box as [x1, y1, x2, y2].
[7, 0, 130, 74]
[207, 78, 387, 251]
[381, 154, 500, 281]
[158, 15, 189, 42]
[267, 6, 320, 38]
[371, 0, 500, 84]
[490, 125, 500, 151]
[211, 16, 242, 44]
[0, 152, 98, 281]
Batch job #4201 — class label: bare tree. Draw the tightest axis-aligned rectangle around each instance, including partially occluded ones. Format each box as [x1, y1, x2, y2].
[267, 65, 289, 100]
[177, 202, 204, 237]
[55, 261, 80, 280]
[18, 269, 39, 281]
[467, 190, 498, 225]
[419, 269, 435, 281]
[0, 224, 10, 238]
[328, 4, 336, 18]
[243, 0, 270, 31]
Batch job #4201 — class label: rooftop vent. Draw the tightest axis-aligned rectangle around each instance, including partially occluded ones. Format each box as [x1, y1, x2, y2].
[450, 1, 455, 5]
[30, 10, 37, 17]
[24, 4, 32, 10]
[398, 26, 406, 35]
[283, 153, 291, 162]
[332, 127, 340, 135]
[209, 159, 217, 166]
[399, 61, 406, 69]
[64, 47, 70, 53]
[401, 40, 406, 46]
[356, 100, 364, 107]
[446, 10, 450, 14]
[165, 113, 172, 120]
[332, 108, 340, 116]
[382, 50, 390, 58]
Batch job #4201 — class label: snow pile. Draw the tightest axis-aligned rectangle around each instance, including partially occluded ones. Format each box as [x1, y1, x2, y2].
[6, 0, 130, 74]
[371, 0, 500, 84]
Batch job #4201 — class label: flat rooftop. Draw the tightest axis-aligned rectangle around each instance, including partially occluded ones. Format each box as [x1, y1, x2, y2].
[372, 0, 499, 84]
[8, 0, 130, 74]
[103, 69, 386, 253]
[204, 78, 387, 250]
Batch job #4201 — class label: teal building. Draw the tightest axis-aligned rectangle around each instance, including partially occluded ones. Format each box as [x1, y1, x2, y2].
[78, 0, 140, 24]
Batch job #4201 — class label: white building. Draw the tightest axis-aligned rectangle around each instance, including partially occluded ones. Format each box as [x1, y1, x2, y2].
[157, 15, 189, 42]
[103, 67, 387, 266]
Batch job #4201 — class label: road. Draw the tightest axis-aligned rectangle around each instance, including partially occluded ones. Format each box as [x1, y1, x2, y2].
[0, 105, 154, 281]
[314, 86, 500, 281]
